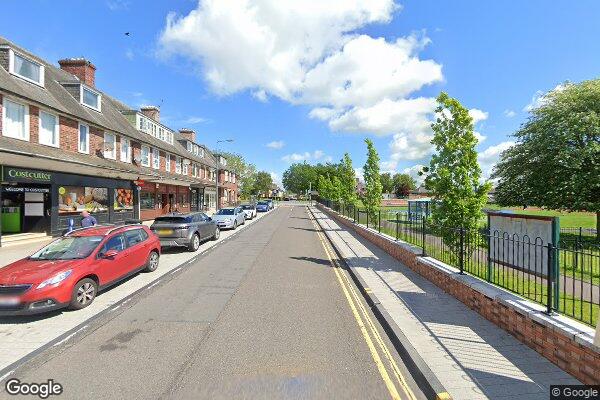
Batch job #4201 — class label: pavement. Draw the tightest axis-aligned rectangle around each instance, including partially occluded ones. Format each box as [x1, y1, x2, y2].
[0, 205, 426, 400]
[310, 206, 581, 400]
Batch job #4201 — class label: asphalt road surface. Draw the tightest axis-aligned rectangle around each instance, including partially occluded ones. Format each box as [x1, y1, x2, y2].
[2, 205, 425, 400]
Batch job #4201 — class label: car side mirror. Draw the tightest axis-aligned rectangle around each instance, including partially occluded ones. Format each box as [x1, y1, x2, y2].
[102, 249, 119, 259]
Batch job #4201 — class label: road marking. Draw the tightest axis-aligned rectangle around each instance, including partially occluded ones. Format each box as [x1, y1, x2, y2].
[309, 209, 417, 400]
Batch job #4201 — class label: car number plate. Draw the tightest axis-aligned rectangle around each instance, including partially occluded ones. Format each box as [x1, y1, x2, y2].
[0, 296, 20, 306]
[158, 229, 173, 235]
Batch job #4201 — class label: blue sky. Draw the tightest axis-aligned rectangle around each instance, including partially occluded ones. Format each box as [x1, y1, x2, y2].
[2, 0, 599, 186]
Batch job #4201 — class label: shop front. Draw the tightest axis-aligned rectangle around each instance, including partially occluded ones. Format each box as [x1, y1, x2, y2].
[190, 185, 207, 212]
[138, 181, 191, 221]
[204, 187, 217, 214]
[0, 166, 137, 241]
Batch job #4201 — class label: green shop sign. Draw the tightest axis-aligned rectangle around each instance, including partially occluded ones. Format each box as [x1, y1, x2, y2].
[2, 166, 52, 183]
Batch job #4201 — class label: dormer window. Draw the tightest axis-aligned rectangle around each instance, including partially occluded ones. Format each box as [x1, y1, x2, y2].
[80, 85, 101, 111]
[9, 49, 45, 86]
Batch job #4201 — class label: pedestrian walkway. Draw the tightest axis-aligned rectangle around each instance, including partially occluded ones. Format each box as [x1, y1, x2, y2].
[310, 207, 581, 400]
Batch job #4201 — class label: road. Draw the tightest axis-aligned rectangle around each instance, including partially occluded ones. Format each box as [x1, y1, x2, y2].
[2, 205, 425, 400]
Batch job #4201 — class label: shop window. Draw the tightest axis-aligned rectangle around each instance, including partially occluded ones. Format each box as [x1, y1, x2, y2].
[58, 186, 108, 214]
[140, 192, 155, 210]
[179, 193, 187, 207]
[114, 189, 133, 212]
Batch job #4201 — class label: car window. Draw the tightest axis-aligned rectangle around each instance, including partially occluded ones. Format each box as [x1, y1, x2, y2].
[124, 229, 146, 248]
[101, 234, 125, 254]
[200, 213, 209, 220]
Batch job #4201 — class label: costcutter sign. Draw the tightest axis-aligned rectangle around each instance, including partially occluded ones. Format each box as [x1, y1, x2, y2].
[2, 167, 52, 183]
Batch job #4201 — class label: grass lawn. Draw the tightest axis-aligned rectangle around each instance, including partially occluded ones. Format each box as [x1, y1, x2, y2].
[484, 204, 597, 229]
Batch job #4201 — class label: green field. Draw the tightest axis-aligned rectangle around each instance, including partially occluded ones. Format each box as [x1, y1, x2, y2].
[483, 204, 597, 228]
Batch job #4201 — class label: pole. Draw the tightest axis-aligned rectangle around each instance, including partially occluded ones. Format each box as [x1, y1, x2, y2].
[546, 243, 553, 314]
[395, 212, 399, 240]
[215, 162, 219, 211]
[459, 228, 465, 274]
[421, 216, 427, 256]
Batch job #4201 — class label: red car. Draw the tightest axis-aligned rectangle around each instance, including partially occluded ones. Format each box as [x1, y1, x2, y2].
[0, 224, 160, 316]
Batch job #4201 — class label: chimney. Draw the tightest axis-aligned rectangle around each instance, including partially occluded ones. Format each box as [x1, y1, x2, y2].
[179, 128, 196, 143]
[140, 106, 160, 123]
[58, 58, 96, 87]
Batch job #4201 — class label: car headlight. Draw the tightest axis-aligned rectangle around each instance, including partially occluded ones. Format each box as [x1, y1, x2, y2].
[37, 270, 72, 289]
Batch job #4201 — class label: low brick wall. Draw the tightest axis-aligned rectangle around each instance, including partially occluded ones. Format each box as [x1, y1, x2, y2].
[317, 204, 600, 385]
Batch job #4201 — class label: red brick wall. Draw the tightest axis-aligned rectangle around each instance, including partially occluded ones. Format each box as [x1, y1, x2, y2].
[29, 105, 39, 144]
[318, 205, 600, 385]
[59, 116, 79, 152]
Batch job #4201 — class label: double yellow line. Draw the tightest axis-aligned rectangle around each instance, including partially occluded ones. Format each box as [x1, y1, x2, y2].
[308, 211, 417, 400]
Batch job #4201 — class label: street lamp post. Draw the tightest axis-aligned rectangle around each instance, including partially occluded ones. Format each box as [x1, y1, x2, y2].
[215, 139, 234, 211]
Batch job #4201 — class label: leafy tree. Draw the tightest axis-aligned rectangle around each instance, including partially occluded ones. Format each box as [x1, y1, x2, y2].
[339, 153, 357, 205]
[282, 162, 318, 195]
[317, 174, 333, 199]
[425, 92, 490, 260]
[362, 138, 383, 222]
[393, 173, 416, 198]
[331, 176, 342, 202]
[493, 80, 600, 239]
[253, 171, 273, 196]
[380, 172, 394, 193]
[219, 152, 257, 199]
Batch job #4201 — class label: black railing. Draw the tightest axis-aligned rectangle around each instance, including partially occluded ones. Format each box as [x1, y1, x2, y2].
[317, 199, 599, 326]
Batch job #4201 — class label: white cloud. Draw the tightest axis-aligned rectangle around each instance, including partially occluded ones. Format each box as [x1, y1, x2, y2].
[266, 140, 285, 149]
[183, 116, 209, 124]
[468, 108, 488, 125]
[107, 0, 130, 11]
[269, 171, 281, 186]
[503, 109, 516, 118]
[401, 164, 426, 186]
[523, 84, 566, 112]
[158, 1, 448, 163]
[478, 141, 515, 179]
[281, 149, 328, 163]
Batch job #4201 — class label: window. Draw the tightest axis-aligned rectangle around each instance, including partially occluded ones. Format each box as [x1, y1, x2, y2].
[2, 98, 29, 141]
[165, 154, 171, 172]
[179, 193, 187, 207]
[120, 137, 131, 162]
[141, 145, 150, 167]
[114, 188, 133, 211]
[159, 128, 164, 141]
[183, 160, 189, 175]
[81, 86, 101, 111]
[101, 235, 125, 255]
[124, 229, 146, 248]
[104, 132, 116, 159]
[199, 147, 204, 157]
[38, 110, 59, 147]
[152, 148, 159, 169]
[140, 192, 155, 210]
[187, 142, 192, 152]
[78, 123, 89, 153]
[192, 163, 197, 177]
[9, 50, 44, 86]
[58, 186, 108, 214]
[175, 157, 182, 174]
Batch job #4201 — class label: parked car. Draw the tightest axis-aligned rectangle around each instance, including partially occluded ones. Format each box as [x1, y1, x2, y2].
[150, 212, 219, 252]
[240, 203, 257, 220]
[256, 201, 269, 212]
[212, 207, 246, 229]
[0, 225, 160, 316]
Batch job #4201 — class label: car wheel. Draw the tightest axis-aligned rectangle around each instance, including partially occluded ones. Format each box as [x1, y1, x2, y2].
[69, 278, 97, 310]
[233, 220, 238, 229]
[212, 227, 220, 241]
[144, 251, 160, 272]
[242, 217, 246, 225]
[188, 233, 200, 252]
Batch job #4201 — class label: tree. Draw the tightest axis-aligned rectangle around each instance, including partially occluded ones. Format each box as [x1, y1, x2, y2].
[282, 162, 318, 195]
[425, 92, 490, 260]
[493, 80, 600, 239]
[253, 171, 273, 196]
[392, 173, 416, 198]
[219, 152, 257, 199]
[362, 138, 383, 222]
[339, 153, 357, 205]
[380, 172, 394, 193]
[331, 176, 342, 202]
[317, 174, 332, 199]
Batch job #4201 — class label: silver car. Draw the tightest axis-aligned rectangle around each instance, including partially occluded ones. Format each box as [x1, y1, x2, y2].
[150, 212, 219, 252]
[212, 207, 246, 229]
[240, 203, 257, 220]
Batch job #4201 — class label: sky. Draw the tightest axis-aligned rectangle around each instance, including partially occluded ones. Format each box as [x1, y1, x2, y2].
[2, 0, 599, 187]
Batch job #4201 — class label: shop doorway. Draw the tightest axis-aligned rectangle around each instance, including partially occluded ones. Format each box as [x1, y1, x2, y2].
[1, 185, 51, 234]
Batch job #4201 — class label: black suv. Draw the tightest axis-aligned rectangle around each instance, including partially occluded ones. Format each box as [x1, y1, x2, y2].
[150, 212, 219, 251]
